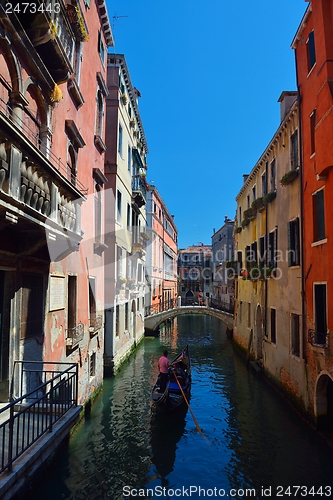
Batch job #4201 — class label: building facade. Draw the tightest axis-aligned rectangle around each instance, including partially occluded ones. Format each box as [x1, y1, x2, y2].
[104, 54, 148, 373]
[0, 1, 113, 403]
[178, 244, 212, 305]
[211, 216, 235, 310]
[145, 185, 178, 311]
[292, 0, 333, 425]
[233, 93, 306, 407]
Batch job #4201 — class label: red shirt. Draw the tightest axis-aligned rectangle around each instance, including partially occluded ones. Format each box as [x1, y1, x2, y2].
[158, 355, 169, 374]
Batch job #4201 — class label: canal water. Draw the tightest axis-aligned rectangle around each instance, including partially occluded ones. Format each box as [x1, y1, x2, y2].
[32, 315, 333, 500]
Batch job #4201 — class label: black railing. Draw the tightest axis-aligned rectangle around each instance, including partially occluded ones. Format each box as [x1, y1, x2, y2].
[308, 329, 328, 348]
[145, 299, 176, 317]
[209, 298, 235, 314]
[66, 322, 84, 349]
[0, 361, 78, 474]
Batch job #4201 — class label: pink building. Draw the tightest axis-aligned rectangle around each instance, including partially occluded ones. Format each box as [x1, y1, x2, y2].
[0, 1, 113, 404]
[146, 185, 178, 311]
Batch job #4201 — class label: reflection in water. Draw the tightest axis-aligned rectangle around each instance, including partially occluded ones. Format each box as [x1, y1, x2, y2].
[31, 315, 333, 500]
[150, 406, 188, 483]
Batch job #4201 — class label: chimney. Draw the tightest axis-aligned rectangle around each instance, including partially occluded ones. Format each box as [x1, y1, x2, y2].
[278, 91, 297, 122]
[243, 174, 249, 184]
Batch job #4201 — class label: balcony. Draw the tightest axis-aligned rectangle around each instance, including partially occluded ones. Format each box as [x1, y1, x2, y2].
[0, 97, 86, 261]
[6, 0, 76, 83]
[132, 175, 147, 208]
[89, 315, 103, 337]
[308, 329, 328, 348]
[66, 322, 84, 349]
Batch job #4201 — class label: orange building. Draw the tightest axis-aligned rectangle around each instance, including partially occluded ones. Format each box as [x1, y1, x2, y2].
[292, 0, 333, 425]
[146, 185, 178, 311]
[0, 2, 112, 404]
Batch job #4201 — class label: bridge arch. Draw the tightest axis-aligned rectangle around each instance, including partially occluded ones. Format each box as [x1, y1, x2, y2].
[144, 306, 233, 335]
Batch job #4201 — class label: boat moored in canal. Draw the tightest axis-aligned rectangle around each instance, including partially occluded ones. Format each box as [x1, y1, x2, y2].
[151, 345, 191, 412]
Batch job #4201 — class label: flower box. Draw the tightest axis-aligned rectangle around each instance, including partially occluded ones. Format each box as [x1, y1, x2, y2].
[263, 191, 276, 205]
[252, 197, 265, 212]
[244, 207, 256, 220]
[280, 169, 299, 186]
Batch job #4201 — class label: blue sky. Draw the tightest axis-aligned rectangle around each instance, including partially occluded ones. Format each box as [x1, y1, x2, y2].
[106, 0, 307, 249]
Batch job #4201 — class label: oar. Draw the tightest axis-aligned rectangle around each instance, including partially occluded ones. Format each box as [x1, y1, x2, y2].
[173, 372, 203, 434]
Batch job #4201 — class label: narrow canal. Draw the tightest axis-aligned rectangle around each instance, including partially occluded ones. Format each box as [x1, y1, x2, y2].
[32, 316, 333, 500]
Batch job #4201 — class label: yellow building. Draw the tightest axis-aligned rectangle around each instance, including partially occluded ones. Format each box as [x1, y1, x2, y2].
[234, 92, 308, 408]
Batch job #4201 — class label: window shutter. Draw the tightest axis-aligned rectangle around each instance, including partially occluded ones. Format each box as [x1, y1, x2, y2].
[287, 222, 291, 267]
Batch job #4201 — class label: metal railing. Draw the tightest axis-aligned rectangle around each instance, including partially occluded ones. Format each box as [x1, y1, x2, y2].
[209, 298, 235, 314]
[308, 329, 328, 348]
[66, 322, 84, 349]
[0, 361, 78, 474]
[145, 298, 176, 317]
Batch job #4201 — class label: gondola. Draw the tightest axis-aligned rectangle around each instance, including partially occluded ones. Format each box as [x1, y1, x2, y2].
[151, 345, 191, 412]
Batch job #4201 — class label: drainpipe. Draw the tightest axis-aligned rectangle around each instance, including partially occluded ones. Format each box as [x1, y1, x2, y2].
[295, 52, 307, 363]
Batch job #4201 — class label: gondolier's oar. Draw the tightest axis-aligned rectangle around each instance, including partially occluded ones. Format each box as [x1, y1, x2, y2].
[173, 373, 203, 435]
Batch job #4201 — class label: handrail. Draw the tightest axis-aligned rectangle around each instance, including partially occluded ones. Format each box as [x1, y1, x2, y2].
[0, 361, 78, 474]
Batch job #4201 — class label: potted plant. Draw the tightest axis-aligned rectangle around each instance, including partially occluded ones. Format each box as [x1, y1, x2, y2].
[121, 93, 127, 105]
[280, 169, 299, 186]
[244, 207, 256, 220]
[235, 226, 242, 233]
[252, 197, 265, 212]
[263, 191, 276, 205]
[241, 218, 250, 229]
[130, 119, 135, 128]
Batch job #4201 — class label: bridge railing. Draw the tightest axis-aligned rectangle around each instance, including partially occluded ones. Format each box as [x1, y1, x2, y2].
[145, 299, 176, 317]
[209, 298, 234, 315]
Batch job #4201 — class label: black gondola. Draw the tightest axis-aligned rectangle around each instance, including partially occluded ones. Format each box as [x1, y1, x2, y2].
[151, 345, 191, 412]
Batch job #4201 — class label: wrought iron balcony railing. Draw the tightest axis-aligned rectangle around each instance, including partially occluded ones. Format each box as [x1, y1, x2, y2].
[66, 322, 84, 348]
[132, 175, 147, 208]
[308, 329, 328, 348]
[89, 315, 103, 336]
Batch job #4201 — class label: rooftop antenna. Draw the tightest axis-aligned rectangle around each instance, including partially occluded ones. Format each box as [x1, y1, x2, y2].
[112, 15, 129, 28]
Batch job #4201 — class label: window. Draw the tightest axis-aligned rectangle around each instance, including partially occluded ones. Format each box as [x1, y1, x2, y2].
[290, 130, 298, 169]
[68, 275, 77, 330]
[117, 246, 123, 277]
[239, 301, 242, 323]
[94, 184, 102, 242]
[125, 302, 129, 330]
[268, 228, 278, 268]
[95, 90, 104, 139]
[250, 241, 258, 266]
[270, 159, 276, 191]
[88, 277, 96, 321]
[116, 189, 122, 223]
[259, 236, 266, 266]
[252, 185, 256, 202]
[314, 284, 327, 345]
[247, 303, 251, 328]
[238, 206, 242, 224]
[115, 305, 119, 337]
[287, 218, 300, 266]
[246, 194, 250, 209]
[127, 203, 131, 229]
[291, 313, 300, 357]
[20, 273, 44, 338]
[306, 31, 316, 72]
[90, 352, 96, 377]
[118, 123, 123, 157]
[271, 308, 276, 344]
[98, 30, 105, 64]
[310, 110, 316, 156]
[128, 145, 132, 172]
[313, 189, 325, 242]
[261, 171, 267, 197]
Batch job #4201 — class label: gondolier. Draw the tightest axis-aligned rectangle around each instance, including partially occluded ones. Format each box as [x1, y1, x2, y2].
[152, 345, 191, 412]
[158, 350, 169, 393]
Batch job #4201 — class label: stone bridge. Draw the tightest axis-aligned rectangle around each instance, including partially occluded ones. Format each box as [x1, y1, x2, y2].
[144, 306, 234, 335]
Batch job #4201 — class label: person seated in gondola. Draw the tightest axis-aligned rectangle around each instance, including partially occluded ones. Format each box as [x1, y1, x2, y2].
[170, 362, 186, 386]
[158, 349, 169, 393]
